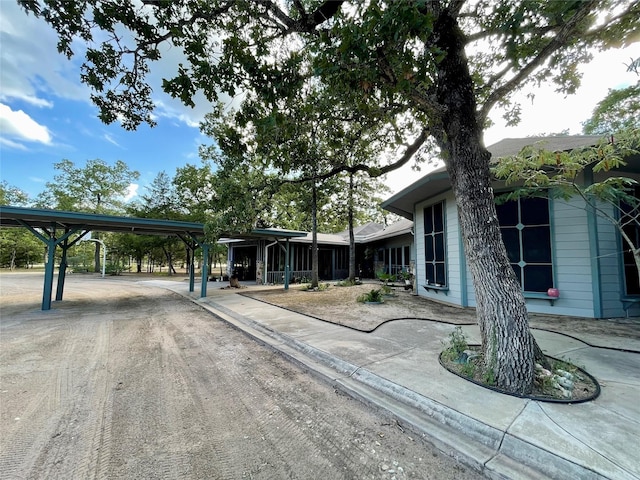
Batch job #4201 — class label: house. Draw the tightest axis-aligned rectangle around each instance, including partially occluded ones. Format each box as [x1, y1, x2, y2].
[381, 135, 640, 319]
[221, 218, 414, 284]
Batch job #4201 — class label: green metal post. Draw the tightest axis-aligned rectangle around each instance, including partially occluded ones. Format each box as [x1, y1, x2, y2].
[189, 260, 195, 292]
[42, 232, 56, 310]
[55, 238, 69, 301]
[284, 239, 290, 290]
[201, 243, 209, 298]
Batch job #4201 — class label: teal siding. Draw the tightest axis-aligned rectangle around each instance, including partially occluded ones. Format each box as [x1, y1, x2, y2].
[538, 197, 595, 317]
[597, 203, 632, 317]
[415, 192, 464, 306]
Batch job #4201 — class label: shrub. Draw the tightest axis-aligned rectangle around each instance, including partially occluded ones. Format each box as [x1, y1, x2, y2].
[357, 289, 384, 303]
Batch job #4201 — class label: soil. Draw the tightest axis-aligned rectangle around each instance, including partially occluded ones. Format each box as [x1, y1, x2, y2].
[0, 273, 483, 480]
[439, 348, 599, 403]
[243, 282, 640, 340]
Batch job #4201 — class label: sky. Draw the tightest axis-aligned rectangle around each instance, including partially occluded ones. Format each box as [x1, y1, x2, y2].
[1, 1, 638, 203]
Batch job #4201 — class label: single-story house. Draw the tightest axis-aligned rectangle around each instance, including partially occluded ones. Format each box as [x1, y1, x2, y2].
[381, 135, 640, 319]
[221, 218, 414, 284]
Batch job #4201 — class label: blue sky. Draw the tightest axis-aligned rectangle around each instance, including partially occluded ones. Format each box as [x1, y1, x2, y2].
[1, 1, 638, 201]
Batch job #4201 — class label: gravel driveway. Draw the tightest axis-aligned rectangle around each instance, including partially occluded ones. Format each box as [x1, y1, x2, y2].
[0, 273, 482, 479]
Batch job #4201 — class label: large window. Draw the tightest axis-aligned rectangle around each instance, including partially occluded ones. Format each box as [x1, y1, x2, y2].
[621, 187, 640, 295]
[496, 197, 552, 293]
[424, 201, 446, 285]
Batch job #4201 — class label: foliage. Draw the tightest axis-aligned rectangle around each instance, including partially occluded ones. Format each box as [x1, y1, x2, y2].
[35, 159, 139, 214]
[442, 326, 469, 361]
[377, 272, 397, 283]
[300, 282, 330, 292]
[583, 83, 640, 134]
[0, 181, 29, 206]
[357, 288, 384, 304]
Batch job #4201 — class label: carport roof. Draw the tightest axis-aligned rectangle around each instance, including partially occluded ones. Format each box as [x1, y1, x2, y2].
[0, 205, 206, 236]
[0, 206, 310, 240]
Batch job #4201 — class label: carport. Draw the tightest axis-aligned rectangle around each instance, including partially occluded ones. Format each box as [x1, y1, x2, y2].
[0, 206, 211, 310]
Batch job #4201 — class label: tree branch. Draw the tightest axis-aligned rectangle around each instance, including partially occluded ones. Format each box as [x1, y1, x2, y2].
[283, 129, 429, 185]
[477, 0, 599, 124]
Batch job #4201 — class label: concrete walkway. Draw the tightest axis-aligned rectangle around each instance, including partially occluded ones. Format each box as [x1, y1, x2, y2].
[148, 281, 640, 480]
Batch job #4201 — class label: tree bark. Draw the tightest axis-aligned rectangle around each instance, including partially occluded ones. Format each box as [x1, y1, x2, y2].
[432, 11, 534, 394]
[311, 182, 319, 288]
[348, 173, 356, 282]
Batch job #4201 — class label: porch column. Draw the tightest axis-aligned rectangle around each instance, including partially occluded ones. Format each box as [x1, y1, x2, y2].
[201, 243, 209, 298]
[284, 238, 290, 290]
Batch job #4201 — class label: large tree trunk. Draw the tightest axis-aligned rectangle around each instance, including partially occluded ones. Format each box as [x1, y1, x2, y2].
[348, 173, 356, 282]
[433, 11, 534, 394]
[311, 182, 319, 288]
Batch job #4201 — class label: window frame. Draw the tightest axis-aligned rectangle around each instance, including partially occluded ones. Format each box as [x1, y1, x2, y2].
[423, 200, 447, 287]
[496, 195, 554, 294]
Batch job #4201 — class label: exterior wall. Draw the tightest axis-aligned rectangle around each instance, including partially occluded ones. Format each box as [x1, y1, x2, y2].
[370, 233, 414, 277]
[414, 193, 621, 318]
[415, 191, 466, 306]
[541, 197, 595, 317]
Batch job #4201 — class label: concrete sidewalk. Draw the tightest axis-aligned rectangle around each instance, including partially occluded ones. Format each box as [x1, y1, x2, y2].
[150, 281, 640, 480]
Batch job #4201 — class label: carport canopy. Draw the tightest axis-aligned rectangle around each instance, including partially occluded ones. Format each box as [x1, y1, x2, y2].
[1, 206, 309, 310]
[0, 205, 211, 310]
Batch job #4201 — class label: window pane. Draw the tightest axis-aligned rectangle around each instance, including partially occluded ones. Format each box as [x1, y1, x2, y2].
[511, 264, 522, 286]
[426, 263, 435, 283]
[435, 263, 446, 285]
[520, 197, 549, 225]
[496, 200, 518, 226]
[425, 237, 434, 261]
[433, 202, 444, 231]
[523, 265, 553, 292]
[404, 246, 410, 265]
[424, 207, 433, 233]
[625, 266, 640, 295]
[522, 227, 552, 263]
[435, 233, 445, 261]
[501, 228, 520, 263]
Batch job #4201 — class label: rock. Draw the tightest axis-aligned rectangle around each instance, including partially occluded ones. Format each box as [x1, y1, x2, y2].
[556, 369, 575, 381]
[557, 376, 574, 390]
[462, 350, 479, 363]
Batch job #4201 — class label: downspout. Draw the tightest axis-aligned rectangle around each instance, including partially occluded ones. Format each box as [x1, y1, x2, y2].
[265, 239, 278, 284]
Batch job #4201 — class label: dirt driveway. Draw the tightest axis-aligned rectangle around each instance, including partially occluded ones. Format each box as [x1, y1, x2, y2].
[0, 273, 482, 480]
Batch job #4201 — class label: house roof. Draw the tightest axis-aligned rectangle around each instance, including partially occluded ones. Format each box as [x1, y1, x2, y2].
[361, 218, 413, 242]
[381, 135, 607, 220]
[486, 135, 603, 158]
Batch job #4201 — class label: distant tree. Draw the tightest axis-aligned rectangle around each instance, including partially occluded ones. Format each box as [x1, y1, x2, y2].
[583, 57, 640, 134]
[173, 161, 217, 223]
[128, 171, 186, 275]
[0, 181, 29, 206]
[0, 182, 40, 269]
[37, 159, 139, 214]
[583, 84, 640, 134]
[35, 158, 139, 272]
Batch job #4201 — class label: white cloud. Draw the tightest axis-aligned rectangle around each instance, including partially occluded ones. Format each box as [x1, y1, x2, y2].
[103, 133, 120, 147]
[0, 103, 52, 144]
[124, 183, 139, 201]
[0, 137, 28, 150]
[0, 2, 88, 106]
